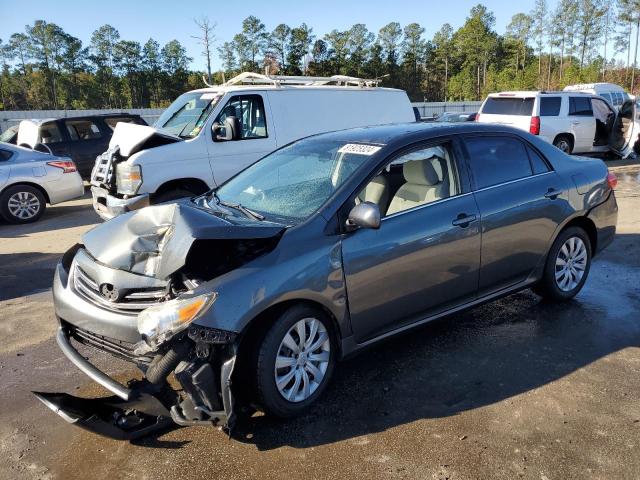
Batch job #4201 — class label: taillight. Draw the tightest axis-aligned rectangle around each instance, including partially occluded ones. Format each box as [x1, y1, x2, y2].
[606, 172, 617, 190]
[529, 116, 540, 135]
[474, 113, 480, 122]
[47, 161, 77, 173]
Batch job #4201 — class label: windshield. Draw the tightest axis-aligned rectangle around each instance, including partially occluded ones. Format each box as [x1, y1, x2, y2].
[214, 138, 379, 223]
[155, 91, 222, 138]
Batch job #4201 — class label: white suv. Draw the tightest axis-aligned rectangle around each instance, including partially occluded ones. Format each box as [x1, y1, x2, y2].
[477, 91, 637, 157]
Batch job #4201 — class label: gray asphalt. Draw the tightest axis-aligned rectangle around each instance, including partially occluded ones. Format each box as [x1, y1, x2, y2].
[0, 164, 639, 480]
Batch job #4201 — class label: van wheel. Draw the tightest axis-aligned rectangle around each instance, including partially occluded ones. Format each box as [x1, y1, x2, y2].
[153, 188, 194, 204]
[0, 185, 46, 224]
[255, 305, 336, 418]
[553, 135, 573, 154]
[533, 227, 591, 301]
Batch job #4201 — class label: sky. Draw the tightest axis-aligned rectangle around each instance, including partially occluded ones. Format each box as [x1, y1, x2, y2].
[1, 0, 561, 71]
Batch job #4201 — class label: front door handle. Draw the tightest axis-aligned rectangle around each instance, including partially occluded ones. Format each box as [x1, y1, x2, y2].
[452, 213, 477, 228]
[544, 188, 562, 199]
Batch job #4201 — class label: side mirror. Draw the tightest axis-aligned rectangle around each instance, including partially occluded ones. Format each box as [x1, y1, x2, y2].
[212, 116, 240, 142]
[346, 202, 381, 231]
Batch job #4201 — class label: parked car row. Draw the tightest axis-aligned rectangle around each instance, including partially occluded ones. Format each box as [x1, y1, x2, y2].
[35, 120, 618, 440]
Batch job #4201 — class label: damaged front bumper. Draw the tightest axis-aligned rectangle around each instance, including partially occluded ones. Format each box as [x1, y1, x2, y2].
[34, 325, 237, 441]
[91, 185, 150, 221]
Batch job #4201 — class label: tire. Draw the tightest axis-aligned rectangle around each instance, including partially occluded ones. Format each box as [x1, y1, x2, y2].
[553, 135, 573, 154]
[0, 185, 46, 224]
[153, 188, 194, 204]
[255, 305, 336, 418]
[533, 226, 591, 301]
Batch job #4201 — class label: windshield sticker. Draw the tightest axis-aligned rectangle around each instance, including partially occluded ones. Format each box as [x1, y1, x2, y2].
[200, 93, 219, 100]
[338, 144, 382, 155]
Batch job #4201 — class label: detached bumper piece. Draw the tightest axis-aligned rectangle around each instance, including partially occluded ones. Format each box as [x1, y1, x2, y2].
[34, 326, 236, 440]
[33, 389, 175, 441]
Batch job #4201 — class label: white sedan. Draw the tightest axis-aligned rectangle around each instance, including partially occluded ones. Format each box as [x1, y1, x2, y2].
[0, 143, 84, 223]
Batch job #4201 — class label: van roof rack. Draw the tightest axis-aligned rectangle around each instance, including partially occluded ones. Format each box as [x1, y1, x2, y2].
[221, 72, 382, 88]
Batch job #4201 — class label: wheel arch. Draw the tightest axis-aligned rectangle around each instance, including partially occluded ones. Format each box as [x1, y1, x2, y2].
[560, 215, 598, 256]
[152, 177, 211, 198]
[1, 181, 51, 204]
[553, 133, 575, 150]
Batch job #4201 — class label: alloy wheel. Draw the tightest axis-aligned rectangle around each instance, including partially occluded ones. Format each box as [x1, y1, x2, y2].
[274, 317, 331, 403]
[555, 139, 571, 153]
[7, 191, 41, 220]
[555, 236, 587, 291]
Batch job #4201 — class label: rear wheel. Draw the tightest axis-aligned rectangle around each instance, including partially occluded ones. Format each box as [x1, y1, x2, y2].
[553, 135, 573, 154]
[533, 226, 591, 301]
[255, 305, 336, 418]
[0, 185, 46, 224]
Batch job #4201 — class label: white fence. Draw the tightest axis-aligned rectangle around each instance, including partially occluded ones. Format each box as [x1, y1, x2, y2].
[0, 108, 164, 133]
[0, 102, 483, 133]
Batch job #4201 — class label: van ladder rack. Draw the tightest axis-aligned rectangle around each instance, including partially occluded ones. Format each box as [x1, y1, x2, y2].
[221, 72, 381, 88]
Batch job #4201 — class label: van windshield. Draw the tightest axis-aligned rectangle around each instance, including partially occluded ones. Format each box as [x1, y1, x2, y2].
[483, 97, 535, 116]
[155, 92, 222, 138]
[211, 138, 376, 223]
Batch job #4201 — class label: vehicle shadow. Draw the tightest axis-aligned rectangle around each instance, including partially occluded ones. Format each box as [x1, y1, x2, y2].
[0, 252, 61, 301]
[230, 233, 640, 450]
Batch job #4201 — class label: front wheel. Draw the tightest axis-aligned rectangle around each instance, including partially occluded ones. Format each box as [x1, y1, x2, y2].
[255, 305, 336, 418]
[533, 227, 591, 301]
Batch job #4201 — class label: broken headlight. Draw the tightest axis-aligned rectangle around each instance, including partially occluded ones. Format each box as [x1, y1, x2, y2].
[136, 292, 217, 352]
[116, 163, 142, 195]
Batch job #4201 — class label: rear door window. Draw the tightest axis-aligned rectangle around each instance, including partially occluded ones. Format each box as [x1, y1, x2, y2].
[569, 97, 593, 116]
[539, 97, 561, 116]
[464, 136, 533, 189]
[38, 123, 64, 144]
[65, 119, 103, 141]
[482, 97, 534, 116]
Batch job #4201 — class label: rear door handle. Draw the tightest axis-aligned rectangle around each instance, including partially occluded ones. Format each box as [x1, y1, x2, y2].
[452, 213, 477, 227]
[544, 188, 562, 199]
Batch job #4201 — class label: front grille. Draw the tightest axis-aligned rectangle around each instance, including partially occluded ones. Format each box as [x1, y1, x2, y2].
[66, 322, 153, 365]
[73, 264, 166, 314]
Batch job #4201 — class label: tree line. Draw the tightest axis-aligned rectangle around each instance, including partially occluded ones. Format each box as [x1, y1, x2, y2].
[1, 0, 639, 111]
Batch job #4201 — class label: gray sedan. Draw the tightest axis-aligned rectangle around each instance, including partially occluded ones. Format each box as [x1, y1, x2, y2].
[36, 123, 617, 440]
[0, 143, 84, 223]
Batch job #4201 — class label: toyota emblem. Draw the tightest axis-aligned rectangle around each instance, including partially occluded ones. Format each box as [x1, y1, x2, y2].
[99, 283, 120, 302]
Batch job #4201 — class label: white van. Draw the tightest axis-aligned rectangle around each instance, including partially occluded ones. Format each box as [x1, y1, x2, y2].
[563, 83, 632, 109]
[476, 91, 637, 156]
[90, 72, 415, 219]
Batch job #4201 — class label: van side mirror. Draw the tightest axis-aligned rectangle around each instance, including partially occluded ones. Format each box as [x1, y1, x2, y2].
[346, 202, 381, 231]
[212, 116, 240, 142]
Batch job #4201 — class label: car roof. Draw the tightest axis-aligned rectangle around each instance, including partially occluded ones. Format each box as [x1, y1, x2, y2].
[305, 122, 528, 148]
[21, 114, 140, 125]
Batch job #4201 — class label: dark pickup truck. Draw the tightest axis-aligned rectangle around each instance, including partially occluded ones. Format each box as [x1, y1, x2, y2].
[6, 114, 147, 179]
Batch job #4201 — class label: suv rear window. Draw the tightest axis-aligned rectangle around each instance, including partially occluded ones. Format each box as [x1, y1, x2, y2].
[65, 119, 103, 141]
[540, 97, 561, 116]
[482, 97, 534, 116]
[569, 97, 593, 116]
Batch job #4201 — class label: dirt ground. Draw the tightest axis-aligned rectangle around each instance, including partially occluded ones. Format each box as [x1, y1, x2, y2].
[0, 163, 639, 480]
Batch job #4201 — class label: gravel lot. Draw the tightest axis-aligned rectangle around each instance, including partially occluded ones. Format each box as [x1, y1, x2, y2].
[1, 162, 639, 480]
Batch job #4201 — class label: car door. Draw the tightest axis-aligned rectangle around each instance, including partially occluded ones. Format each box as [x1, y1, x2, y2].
[208, 94, 276, 185]
[462, 134, 571, 296]
[341, 139, 481, 343]
[609, 99, 637, 156]
[568, 96, 596, 153]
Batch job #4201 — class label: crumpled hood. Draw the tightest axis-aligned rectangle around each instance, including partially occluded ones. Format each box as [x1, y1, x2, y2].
[82, 200, 285, 280]
[108, 122, 182, 157]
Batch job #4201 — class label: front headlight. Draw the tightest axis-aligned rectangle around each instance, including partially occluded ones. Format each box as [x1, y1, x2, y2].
[116, 163, 142, 195]
[136, 293, 217, 351]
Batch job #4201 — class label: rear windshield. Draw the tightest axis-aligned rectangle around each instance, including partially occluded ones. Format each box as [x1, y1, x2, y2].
[482, 97, 534, 116]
